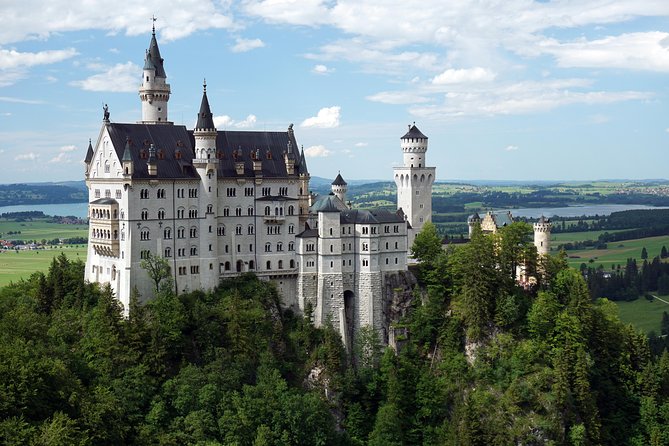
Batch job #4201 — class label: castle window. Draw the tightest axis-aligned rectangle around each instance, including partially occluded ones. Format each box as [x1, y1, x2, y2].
[248, 207, 254, 216]
[249, 260, 255, 270]
[225, 262, 231, 271]
[262, 187, 271, 197]
[104, 162, 110, 173]
[288, 225, 294, 235]
[330, 261, 333, 268]
[227, 187, 236, 197]
[223, 207, 230, 217]
[290, 259, 295, 268]
[306, 243, 315, 252]
[210, 244, 213, 252]
[236, 225, 242, 235]
[330, 245, 333, 253]
[362, 243, 368, 251]
[190, 246, 197, 256]
[395, 257, 398, 264]
[288, 205, 294, 216]
[395, 242, 398, 249]
[277, 243, 283, 252]
[236, 207, 242, 216]
[416, 190, 420, 195]
[249, 244, 253, 252]
[279, 187, 287, 196]
[245, 187, 254, 196]
[178, 248, 185, 257]
[164, 247, 171, 257]
[265, 243, 271, 252]
[116, 190, 122, 199]
[140, 189, 149, 199]
[190, 227, 197, 238]
[158, 209, 165, 220]
[248, 224, 254, 235]
[278, 260, 283, 269]
[179, 266, 187, 275]
[163, 227, 171, 239]
[217, 225, 225, 236]
[141, 209, 149, 220]
[140, 250, 151, 259]
[207, 204, 213, 214]
[140, 229, 150, 240]
[237, 244, 240, 253]
[329, 228, 333, 236]
[362, 259, 369, 266]
[177, 227, 185, 238]
[371, 227, 377, 234]
[190, 266, 199, 274]
[385, 242, 389, 249]
[264, 206, 270, 216]
[266, 261, 271, 270]
[385, 258, 389, 265]
[362, 227, 368, 235]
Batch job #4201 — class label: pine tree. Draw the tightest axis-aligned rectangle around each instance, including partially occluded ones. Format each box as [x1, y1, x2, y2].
[642, 247, 648, 260]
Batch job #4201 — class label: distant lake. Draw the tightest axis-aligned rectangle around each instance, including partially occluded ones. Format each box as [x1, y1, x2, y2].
[0, 202, 89, 219]
[0, 202, 667, 221]
[503, 204, 669, 219]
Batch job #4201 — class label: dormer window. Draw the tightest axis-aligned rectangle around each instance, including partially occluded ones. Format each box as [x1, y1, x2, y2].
[266, 150, 272, 160]
[140, 150, 147, 160]
[175, 150, 181, 160]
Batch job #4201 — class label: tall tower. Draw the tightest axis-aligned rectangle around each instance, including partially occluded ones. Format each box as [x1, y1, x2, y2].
[192, 81, 219, 290]
[533, 216, 552, 256]
[139, 24, 171, 124]
[331, 172, 348, 205]
[393, 123, 436, 245]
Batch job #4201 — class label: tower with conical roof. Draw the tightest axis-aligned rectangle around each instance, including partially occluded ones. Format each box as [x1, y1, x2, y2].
[393, 123, 436, 245]
[139, 23, 171, 124]
[331, 172, 348, 205]
[533, 215, 552, 256]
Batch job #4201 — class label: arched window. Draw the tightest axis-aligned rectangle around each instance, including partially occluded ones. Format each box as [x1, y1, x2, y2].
[266, 261, 271, 270]
[217, 225, 225, 236]
[278, 260, 283, 269]
[288, 205, 294, 215]
[249, 260, 255, 270]
[264, 206, 270, 216]
[289, 259, 295, 268]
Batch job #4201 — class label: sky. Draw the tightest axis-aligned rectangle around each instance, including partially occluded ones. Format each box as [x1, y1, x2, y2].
[0, 1, 667, 184]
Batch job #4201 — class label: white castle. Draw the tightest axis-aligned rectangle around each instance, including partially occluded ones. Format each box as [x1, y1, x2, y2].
[83, 29, 435, 345]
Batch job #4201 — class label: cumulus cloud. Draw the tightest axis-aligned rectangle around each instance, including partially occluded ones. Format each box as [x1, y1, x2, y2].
[301, 106, 341, 128]
[304, 145, 332, 157]
[312, 64, 334, 74]
[70, 62, 140, 92]
[432, 67, 496, 85]
[231, 38, 265, 53]
[15, 152, 38, 161]
[0, 48, 77, 70]
[59, 145, 77, 153]
[366, 91, 429, 105]
[355, 142, 368, 147]
[213, 114, 257, 129]
[504, 145, 519, 151]
[0, 1, 235, 45]
[540, 32, 669, 72]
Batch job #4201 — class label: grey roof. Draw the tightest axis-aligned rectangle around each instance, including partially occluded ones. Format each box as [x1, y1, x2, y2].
[84, 139, 94, 163]
[311, 195, 341, 213]
[91, 198, 118, 205]
[144, 31, 166, 78]
[105, 122, 308, 180]
[340, 209, 405, 225]
[255, 195, 298, 202]
[195, 87, 215, 131]
[467, 212, 481, 222]
[537, 215, 550, 224]
[401, 124, 427, 140]
[107, 123, 199, 179]
[296, 228, 318, 238]
[488, 211, 514, 228]
[332, 172, 347, 186]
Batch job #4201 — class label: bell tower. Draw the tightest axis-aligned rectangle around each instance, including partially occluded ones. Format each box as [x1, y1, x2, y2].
[138, 20, 171, 124]
[393, 123, 436, 245]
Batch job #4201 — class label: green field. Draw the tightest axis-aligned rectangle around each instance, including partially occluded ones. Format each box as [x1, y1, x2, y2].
[614, 296, 669, 334]
[563, 235, 669, 268]
[0, 246, 88, 287]
[550, 229, 629, 244]
[0, 220, 88, 241]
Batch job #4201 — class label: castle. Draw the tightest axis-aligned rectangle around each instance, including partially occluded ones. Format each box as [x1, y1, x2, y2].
[467, 211, 552, 256]
[83, 28, 435, 345]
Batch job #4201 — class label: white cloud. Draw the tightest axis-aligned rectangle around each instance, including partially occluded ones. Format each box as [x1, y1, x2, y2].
[504, 145, 519, 151]
[243, 0, 330, 26]
[70, 62, 139, 92]
[540, 32, 669, 72]
[0, 96, 43, 104]
[366, 91, 429, 105]
[15, 152, 38, 161]
[312, 64, 333, 74]
[0, 2, 236, 45]
[59, 145, 77, 153]
[231, 38, 265, 53]
[213, 114, 257, 129]
[301, 106, 341, 128]
[666, 128, 669, 133]
[354, 142, 368, 147]
[589, 114, 610, 124]
[432, 67, 496, 85]
[0, 48, 77, 70]
[304, 145, 332, 157]
[50, 152, 74, 164]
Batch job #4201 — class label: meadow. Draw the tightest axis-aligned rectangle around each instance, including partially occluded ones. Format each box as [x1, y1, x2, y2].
[614, 295, 669, 334]
[0, 246, 88, 287]
[0, 220, 88, 241]
[562, 234, 669, 269]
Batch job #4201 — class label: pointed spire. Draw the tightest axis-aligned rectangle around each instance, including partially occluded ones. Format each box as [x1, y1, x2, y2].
[144, 19, 166, 78]
[298, 145, 309, 175]
[84, 138, 94, 163]
[122, 137, 132, 162]
[332, 171, 347, 186]
[195, 80, 215, 131]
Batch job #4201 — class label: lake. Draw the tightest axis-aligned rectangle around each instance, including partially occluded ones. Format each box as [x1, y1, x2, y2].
[0, 202, 668, 221]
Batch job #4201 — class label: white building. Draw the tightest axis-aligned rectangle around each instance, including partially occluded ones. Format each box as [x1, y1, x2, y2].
[84, 29, 431, 344]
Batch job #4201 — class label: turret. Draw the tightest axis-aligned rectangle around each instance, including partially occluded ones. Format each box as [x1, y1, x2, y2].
[122, 138, 133, 177]
[467, 212, 481, 238]
[400, 122, 428, 167]
[138, 23, 171, 124]
[533, 216, 552, 256]
[84, 139, 94, 176]
[331, 172, 348, 205]
[193, 80, 217, 163]
[147, 144, 157, 176]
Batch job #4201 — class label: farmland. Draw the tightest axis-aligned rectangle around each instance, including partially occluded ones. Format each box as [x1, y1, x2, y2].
[0, 246, 87, 287]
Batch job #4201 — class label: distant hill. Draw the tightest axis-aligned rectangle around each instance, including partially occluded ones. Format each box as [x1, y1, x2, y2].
[0, 182, 87, 207]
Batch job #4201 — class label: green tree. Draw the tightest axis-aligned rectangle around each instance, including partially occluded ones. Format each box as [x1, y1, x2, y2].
[642, 247, 648, 260]
[140, 252, 173, 294]
[411, 221, 443, 265]
[661, 246, 668, 259]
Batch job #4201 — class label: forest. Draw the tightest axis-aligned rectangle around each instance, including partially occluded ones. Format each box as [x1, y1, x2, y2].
[2, 223, 669, 445]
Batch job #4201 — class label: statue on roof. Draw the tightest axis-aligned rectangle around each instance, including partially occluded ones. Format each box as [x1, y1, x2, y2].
[103, 104, 110, 122]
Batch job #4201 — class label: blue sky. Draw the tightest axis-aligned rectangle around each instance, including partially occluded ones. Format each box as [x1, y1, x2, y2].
[0, 0, 667, 183]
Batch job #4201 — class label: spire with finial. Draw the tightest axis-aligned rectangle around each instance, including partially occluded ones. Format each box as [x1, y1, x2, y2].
[195, 79, 215, 131]
[84, 138, 94, 164]
[152, 15, 157, 35]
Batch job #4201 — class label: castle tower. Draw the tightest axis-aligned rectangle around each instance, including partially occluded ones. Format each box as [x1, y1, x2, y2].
[467, 212, 481, 238]
[331, 172, 348, 205]
[192, 81, 219, 290]
[533, 216, 552, 256]
[297, 144, 311, 231]
[138, 24, 171, 124]
[393, 123, 436, 245]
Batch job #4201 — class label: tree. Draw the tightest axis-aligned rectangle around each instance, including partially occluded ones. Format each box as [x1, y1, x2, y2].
[411, 221, 443, 265]
[140, 252, 173, 294]
[661, 246, 668, 259]
[641, 247, 648, 260]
